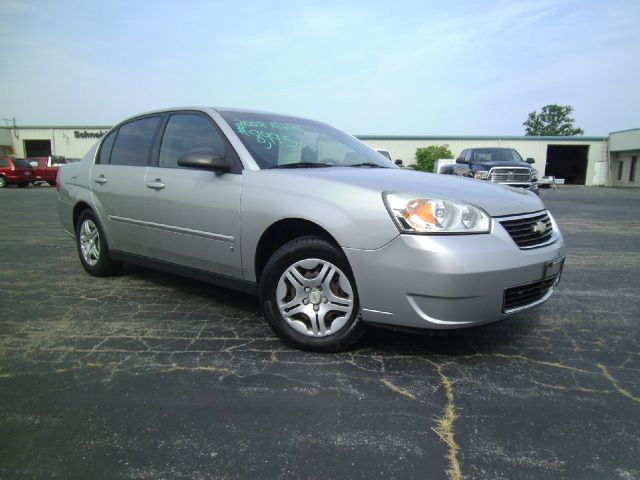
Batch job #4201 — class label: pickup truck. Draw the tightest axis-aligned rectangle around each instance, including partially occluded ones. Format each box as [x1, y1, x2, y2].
[440, 147, 539, 194]
[27, 157, 61, 186]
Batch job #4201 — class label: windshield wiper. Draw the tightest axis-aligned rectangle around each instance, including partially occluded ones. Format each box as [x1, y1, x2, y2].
[273, 162, 333, 169]
[349, 162, 386, 168]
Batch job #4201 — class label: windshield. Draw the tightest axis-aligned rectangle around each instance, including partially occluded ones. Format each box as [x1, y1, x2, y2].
[470, 148, 524, 163]
[219, 110, 394, 169]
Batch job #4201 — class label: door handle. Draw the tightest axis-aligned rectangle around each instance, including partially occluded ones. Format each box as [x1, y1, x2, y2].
[93, 175, 107, 185]
[146, 179, 165, 190]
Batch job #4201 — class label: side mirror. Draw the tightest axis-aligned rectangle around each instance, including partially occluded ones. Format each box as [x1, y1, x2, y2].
[525, 158, 535, 164]
[177, 148, 230, 172]
[456, 157, 468, 164]
[394, 159, 403, 166]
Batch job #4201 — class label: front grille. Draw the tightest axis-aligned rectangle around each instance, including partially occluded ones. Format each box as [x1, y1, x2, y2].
[490, 167, 531, 183]
[503, 274, 559, 312]
[499, 211, 553, 249]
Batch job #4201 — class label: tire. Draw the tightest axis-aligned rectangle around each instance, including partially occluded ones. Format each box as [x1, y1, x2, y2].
[18, 182, 29, 188]
[76, 210, 122, 277]
[0, 176, 6, 188]
[259, 236, 366, 352]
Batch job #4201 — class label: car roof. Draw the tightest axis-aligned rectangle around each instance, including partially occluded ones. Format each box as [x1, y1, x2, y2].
[118, 106, 322, 126]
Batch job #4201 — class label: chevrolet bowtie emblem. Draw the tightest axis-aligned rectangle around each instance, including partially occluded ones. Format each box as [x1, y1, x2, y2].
[532, 221, 546, 234]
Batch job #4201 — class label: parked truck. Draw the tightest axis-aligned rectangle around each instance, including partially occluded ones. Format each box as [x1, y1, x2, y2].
[439, 147, 539, 194]
[27, 156, 63, 186]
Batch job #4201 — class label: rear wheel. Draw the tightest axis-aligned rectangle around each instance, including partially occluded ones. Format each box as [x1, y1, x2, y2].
[76, 210, 122, 276]
[259, 236, 366, 352]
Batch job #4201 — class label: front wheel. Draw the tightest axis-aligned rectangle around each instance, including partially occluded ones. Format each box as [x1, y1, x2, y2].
[76, 210, 122, 276]
[0, 176, 6, 188]
[259, 236, 366, 352]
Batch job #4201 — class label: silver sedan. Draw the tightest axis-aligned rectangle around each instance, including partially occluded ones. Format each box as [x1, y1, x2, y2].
[57, 107, 565, 351]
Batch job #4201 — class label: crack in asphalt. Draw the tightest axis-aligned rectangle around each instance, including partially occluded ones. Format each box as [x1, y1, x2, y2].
[1, 188, 640, 479]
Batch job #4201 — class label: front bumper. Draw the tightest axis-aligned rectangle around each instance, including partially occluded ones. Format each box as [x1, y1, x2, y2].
[343, 222, 565, 330]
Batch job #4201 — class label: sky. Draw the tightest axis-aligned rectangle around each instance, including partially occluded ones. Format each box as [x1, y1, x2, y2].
[0, 0, 638, 136]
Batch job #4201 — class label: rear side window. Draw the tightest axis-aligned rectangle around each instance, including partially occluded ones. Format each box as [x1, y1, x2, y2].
[110, 116, 161, 166]
[0, 158, 10, 167]
[159, 114, 227, 169]
[98, 130, 117, 165]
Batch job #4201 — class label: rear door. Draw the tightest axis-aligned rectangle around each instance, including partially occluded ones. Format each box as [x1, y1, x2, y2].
[90, 115, 163, 255]
[144, 112, 243, 278]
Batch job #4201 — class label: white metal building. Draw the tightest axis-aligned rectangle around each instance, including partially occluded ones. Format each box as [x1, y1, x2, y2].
[0, 126, 109, 161]
[609, 129, 640, 187]
[359, 135, 609, 186]
[1, 124, 638, 187]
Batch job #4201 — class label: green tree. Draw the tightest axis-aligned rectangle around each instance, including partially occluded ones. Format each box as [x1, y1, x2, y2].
[414, 145, 454, 172]
[523, 104, 584, 136]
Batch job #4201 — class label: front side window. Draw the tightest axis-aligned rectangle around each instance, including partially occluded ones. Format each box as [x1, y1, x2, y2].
[110, 116, 161, 167]
[13, 159, 32, 169]
[159, 114, 227, 169]
[218, 110, 393, 170]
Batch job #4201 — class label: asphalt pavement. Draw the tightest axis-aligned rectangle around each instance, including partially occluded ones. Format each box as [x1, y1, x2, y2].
[1, 185, 639, 480]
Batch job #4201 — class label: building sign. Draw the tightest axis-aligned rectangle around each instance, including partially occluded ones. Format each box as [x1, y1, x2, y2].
[74, 130, 107, 139]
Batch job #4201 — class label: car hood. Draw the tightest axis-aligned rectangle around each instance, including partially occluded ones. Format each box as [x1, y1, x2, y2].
[260, 167, 544, 217]
[471, 161, 532, 170]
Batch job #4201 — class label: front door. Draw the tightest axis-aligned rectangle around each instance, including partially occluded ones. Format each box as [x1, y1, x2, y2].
[144, 113, 243, 278]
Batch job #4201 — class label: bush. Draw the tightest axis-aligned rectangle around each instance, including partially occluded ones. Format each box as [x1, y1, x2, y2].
[414, 145, 454, 172]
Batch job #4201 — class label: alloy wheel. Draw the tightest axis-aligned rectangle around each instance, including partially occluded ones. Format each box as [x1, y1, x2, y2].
[79, 219, 101, 267]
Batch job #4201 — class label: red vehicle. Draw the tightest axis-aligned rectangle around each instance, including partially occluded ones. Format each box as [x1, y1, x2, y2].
[0, 156, 35, 188]
[27, 156, 61, 186]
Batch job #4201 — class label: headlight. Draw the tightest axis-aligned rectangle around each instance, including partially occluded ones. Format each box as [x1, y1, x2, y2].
[383, 193, 491, 234]
[474, 170, 490, 180]
[531, 168, 539, 181]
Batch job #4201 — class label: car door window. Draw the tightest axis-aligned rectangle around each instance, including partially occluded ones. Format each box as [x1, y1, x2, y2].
[110, 116, 161, 166]
[97, 130, 117, 165]
[159, 114, 227, 169]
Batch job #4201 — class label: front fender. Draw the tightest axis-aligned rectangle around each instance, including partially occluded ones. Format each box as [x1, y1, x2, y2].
[239, 170, 399, 282]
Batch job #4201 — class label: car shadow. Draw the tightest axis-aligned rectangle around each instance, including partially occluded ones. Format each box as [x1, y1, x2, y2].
[120, 263, 260, 313]
[358, 315, 541, 357]
[118, 263, 541, 357]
